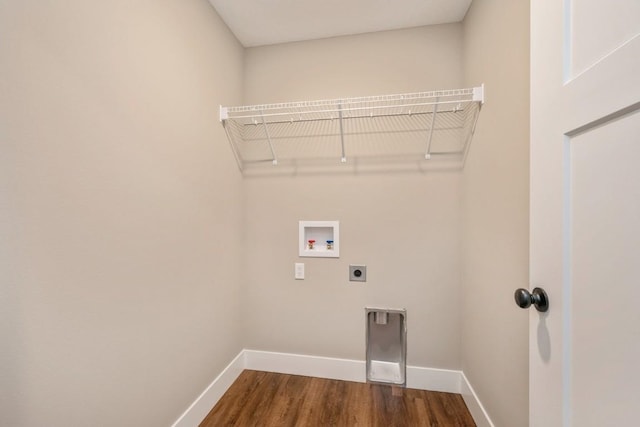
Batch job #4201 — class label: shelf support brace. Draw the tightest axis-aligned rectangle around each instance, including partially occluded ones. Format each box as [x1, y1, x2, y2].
[260, 111, 278, 165]
[338, 102, 347, 163]
[424, 98, 439, 160]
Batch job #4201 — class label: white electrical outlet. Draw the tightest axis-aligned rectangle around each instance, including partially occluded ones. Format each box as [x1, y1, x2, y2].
[295, 263, 305, 280]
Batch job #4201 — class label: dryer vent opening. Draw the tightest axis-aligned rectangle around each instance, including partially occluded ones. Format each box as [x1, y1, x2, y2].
[365, 308, 406, 386]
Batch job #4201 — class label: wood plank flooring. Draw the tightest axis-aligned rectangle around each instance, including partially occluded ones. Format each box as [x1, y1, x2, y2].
[200, 370, 476, 426]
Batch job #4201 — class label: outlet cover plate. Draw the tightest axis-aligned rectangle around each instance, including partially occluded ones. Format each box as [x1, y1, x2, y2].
[349, 265, 367, 282]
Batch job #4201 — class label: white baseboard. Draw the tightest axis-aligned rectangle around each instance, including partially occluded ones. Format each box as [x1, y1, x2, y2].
[171, 351, 245, 427]
[406, 365, 463, 393]
[243, 349, 366, 383]
[173, 349, 493, 427]
[243, 349, 465, 394]
[460, 371, 495, 427]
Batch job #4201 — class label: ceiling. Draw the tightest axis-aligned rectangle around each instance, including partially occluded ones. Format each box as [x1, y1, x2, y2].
[208, 0, 473, 47]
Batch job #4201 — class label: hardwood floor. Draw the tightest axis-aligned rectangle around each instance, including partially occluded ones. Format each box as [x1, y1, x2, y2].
[200, 370, 476, 426]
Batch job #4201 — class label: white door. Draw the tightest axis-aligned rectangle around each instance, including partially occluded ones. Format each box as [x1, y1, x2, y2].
[529, 0, 640, 426]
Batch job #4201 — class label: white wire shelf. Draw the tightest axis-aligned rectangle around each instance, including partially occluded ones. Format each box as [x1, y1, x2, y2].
[220, 86, 483, 173]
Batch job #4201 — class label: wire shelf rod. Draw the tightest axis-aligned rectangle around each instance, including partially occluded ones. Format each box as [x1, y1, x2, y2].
[236, 106, 471, 127]
[224, 88, 475, 113]
[225, 99, 472, 122]
[238, 123, 468, 143]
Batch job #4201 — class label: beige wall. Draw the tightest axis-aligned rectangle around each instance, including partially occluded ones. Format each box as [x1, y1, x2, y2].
[461, 1, 530, 426]
[242, 25, 466, 368]
[0, 1, 244, 426]
[244, 25, 463, 103]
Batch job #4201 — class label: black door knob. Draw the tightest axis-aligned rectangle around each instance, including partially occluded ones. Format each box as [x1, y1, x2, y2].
[514, 287, 549, 312]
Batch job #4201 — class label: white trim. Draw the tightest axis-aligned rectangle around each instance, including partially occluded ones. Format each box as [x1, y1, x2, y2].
[243, 350, 466, 394]
[170, 351, 245, 427]
[244, 349, 365, 383]
[460, 372, 495, 427]
[406, 365, 462, 393]
[172, 349, 493, 427]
